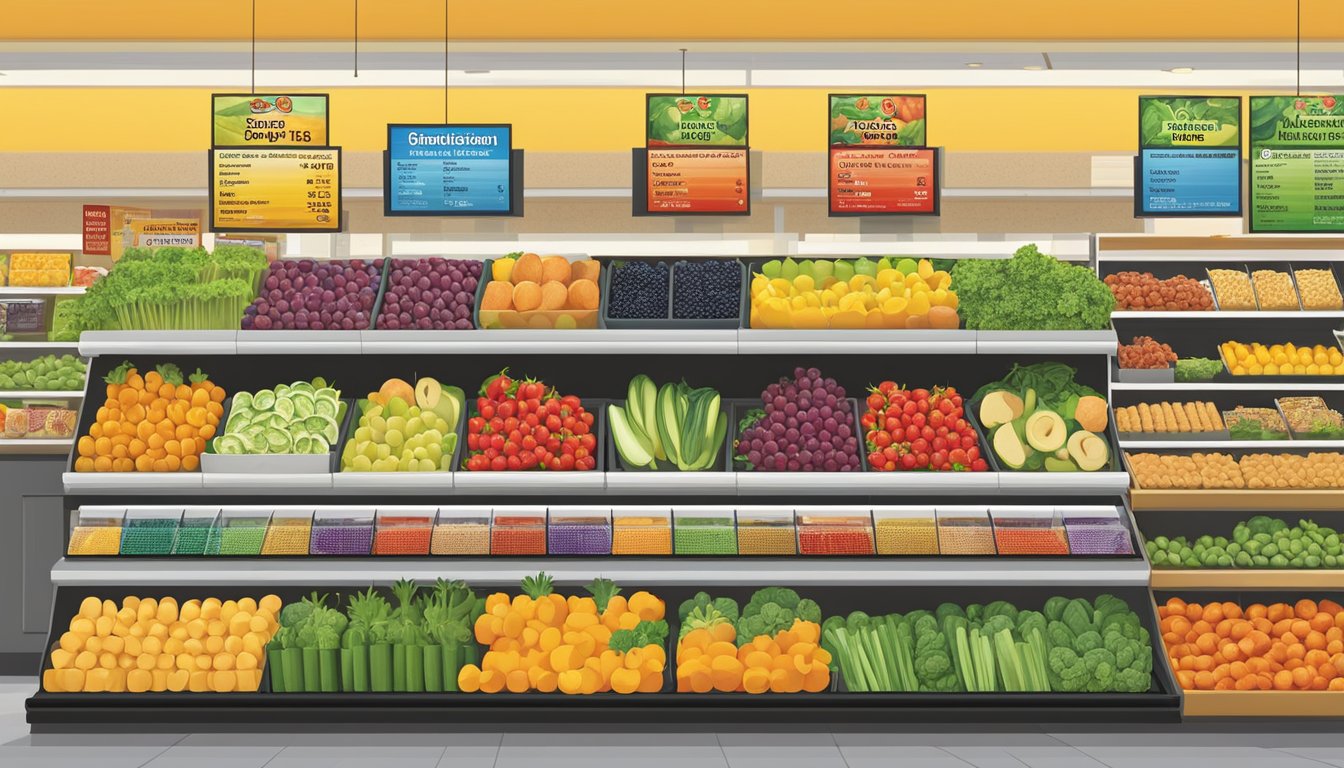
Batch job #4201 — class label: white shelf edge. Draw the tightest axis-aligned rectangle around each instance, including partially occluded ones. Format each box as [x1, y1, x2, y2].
[48, 557, 1151, 588]
[0, 341, 81, 350]
[1111, 381, 1344, 391]
[0, 390, 84, 399]
[1112, 311, 1344, 319]
[1120, 439, 1344, 449]
[0, 286, 86, 296]
[1098, 249, 1344, 263]
[0, 438, 71, 455]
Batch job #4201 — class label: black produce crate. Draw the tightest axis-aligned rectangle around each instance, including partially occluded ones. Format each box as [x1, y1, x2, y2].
[335, 395, 465, 476]
[971, 397, 1123, 474]
[605, 399, 733, 473]
[728, 397, 866, 474]
[473, 257, 603, 330]
[600, 258, 747, 330]
[455, 397, 607, 473]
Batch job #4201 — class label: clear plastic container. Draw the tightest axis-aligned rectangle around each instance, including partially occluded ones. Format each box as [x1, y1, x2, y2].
[1061, 506, 1134, 556]
[548, 507, 612, 555]
[309, 508, 375, 556]
[262, 508, 314, 555]
[374, 507, 436, 555]
[431, 507, 491, 555]
[990, 507, 1069, 556]
[173, 507, 220, 555]
[68, 507, 125, 555]
[210, 507, 273, 556]
[735, 507, 797, 555]
[935, 506, 996, 555]
[796, 506, 875, 555]
[611, 506, 672, 555]
[119, 507, 182, 556]
[873, 506, 939, 555]
[673, 506, 737, 555]
[490, 506, 547, 555]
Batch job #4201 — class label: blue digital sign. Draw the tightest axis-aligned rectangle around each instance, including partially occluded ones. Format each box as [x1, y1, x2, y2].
[1138, 148, 1241, 216]
[386, 124, 513, 215]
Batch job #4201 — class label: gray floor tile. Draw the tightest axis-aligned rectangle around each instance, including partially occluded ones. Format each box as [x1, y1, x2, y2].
[837, 732, 1061, 747]
[1000, 746, 1109, 768]
[719, 736, 845, 768]
[1075, 746, 1331, 768]
[1276, 747, 1344, 768]
[497, 738, 726, 768]
[840, 744, 974, 768]
[0, 744, 174, 768]
[940, 746, 1033, 768]
[142, 744, 283, 768]
[433, 738, 503, 768]
[1054, 731, 1344, 749]
[505, 732, 720, 747]
[267, 745, 447, 768]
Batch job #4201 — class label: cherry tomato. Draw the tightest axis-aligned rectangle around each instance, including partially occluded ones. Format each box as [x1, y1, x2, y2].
[932, 437, 948, 452]
[489, 455, 507, 471]
[916, 452, 930, 467]
[971, 458, 989, 471]
[867, 393, 887, 412]
[498, 400, 516, 419]
[911, 412, 927, 429]
[929, 410, 945, 429]
[921, 426, 936, 442]
[468, 417, 485, 433]
[938, 399, 955, 415]
[479, 402, 495, 419]
[869, 452, 885, 468]
[968, 446, 980, 462]
[903, 401, 918, 416]
[930, 450, 947, 467]
[912, 388, 929, 401]
[912, 438, 930, 454]
[872, 431, 892, 448]
[467, 434, 481, 451]
[917, 399, 929, 414]
[861, 413, 878, 429]
[885, 416, 900, 432]
[901, 453, 918, 470]
[949, 448, 969, 466]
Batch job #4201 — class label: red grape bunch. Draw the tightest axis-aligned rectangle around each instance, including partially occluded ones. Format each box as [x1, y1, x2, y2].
[735, 367, 862, 472]
[376, 258, 482, 331]
[242, 259, 381, 330]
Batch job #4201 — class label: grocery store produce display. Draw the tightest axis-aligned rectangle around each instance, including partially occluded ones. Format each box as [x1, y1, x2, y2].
[1126, 452, 1344, 489]
[608, 374, 726, 471]
[463, 370, 597, 471]
[1277, 397, 1344, 438]
[4, 252, 72, 287]
[478, 254, 601, 329]
[673, 259, 742, 319]
[0, 353, 86, 391]
[52, 246, 268, 339]
[214, 379, 345, 456]
[242, 258, 382, 331]
[861, 382, 987, 472]
[951, 244, 1114, 330]
[749, 257, 958, 329]
[972, 363, 1112, 472]
[1223, 408, 1290, 441]
[340, 377, 462, 472]
[375, 258, 481, 330]
[1221, 341, 1344, 376]
[1115, 401, 1225, 436]
[607, 261, 669, 320]
[735, 367, 861, 472]
[1157, 597, 1344, 691]
[1118, 336, 1177, 370]
[821, 594, 1152, 693]
[1146, 516, 1344, 570]
[674, 590, 829, 693]
[74, 362, 225, 472]
[41, 594, 282, 693]
[1174, 358, 1222, 382]
[1106, 271, 1214, 311]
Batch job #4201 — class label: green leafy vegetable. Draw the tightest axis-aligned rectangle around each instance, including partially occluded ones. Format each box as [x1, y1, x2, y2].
[1175, 357, 1223, 382]
[951, 244, 1115, 330]
[609, 620, 669, 654]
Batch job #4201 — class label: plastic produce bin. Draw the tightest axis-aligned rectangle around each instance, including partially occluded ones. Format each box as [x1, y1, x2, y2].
[873, 506, 939, 555]
[209, 507, 273, 556]
[67, 507, 125, 556]
[796, 507, 875, 555]
[309, 508, 374, 556]
[547, 507, 612, 555]
[1061, 506, 1134, 555]
[611, 506, 672, 555]
[119, 507, 182, 556]
[935, 506, 996, 555]
[990, 506, 1069, 556]
[735, 507, 797, 555]
[430, 507, 491, 555]
[173, 507, 221, 555]
[261, 508, 314, 555]
[373, 507, 436, 555]
[673, 507, 737, 555]
[490, 507, 547, 555]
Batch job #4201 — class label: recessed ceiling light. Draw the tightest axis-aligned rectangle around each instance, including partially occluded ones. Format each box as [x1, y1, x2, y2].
[965, 62, 983, 68]
[1023, 65, 1044, 71]
[1167, 67, 1195, 74]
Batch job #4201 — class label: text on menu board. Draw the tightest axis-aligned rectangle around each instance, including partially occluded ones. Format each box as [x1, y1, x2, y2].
[1250, 96, 1344, 232]
[829, 95, 926, 146]
[646, 148, 749, 214]
[1136, 96, 1241, 216]
[210, 148, 342, 232]
[829, 148, 938, 215]
[212, 94, 329, 147]
[386, 124, 512, 215]
[646, 95, 748, 147]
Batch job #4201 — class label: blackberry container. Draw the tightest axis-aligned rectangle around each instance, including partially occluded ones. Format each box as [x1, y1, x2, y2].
[600, 258, 746, 329]
[601, 260, 670, 325]
[309, 508, 375, 556]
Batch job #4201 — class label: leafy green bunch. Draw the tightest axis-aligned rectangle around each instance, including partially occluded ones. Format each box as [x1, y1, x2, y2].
[736, 588, 821, 646]
[1042, 594, 1152, 693]
[951, 245, 1116, 331]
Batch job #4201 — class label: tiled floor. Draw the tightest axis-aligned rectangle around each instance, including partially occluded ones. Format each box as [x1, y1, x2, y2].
[3, 680, 1344, 768]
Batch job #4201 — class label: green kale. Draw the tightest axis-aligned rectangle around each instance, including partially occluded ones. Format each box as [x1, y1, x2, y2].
[951, 244, 1115, 331]
[609, 620, 669, 654]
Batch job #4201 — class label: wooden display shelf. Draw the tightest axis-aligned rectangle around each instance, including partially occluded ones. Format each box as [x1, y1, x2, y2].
[1151, 569, 1344, 590]
[1129, 488, 1344, 512]
[1183, 690, 1344, 718]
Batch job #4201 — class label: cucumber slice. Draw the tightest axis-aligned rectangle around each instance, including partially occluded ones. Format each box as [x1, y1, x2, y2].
[214, 435, 246, 455]
[309, 435, 330, 454]
[291, 392, 316, 419]
[252, 389, 276, 410]
[315, 387, 339, 402]
[304, 415, 339, 444]
[231, 391, 253, 411]
[266, 413, 289, 431]
[314, 398, 337, 419]
[263, 428, 292, 453]
[289, 381, 315, 394]
[274, 383, 291, 398]
[273, 397, 296, 421]
[292, 435, 312, 454]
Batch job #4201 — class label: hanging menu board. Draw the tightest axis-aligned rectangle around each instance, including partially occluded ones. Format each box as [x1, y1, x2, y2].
[827, 94, 939, 216]
[636, 94, 750, 215]
[1250, 95, 1344, 233]
[384, 124, 517, 216]
[210, 147, 342, 233]
[1135, 96, 1242, 217]
[212, 94, 329, 147]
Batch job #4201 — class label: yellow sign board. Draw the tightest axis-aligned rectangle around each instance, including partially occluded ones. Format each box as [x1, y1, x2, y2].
[209, 148, 342, 233]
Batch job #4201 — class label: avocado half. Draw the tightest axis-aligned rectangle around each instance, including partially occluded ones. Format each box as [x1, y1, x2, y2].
[979, 390, 1024, 429]
[992, 423, 1029, 470]
[1066, 430, 1111, 472]
[1024, 410, 1068, 453]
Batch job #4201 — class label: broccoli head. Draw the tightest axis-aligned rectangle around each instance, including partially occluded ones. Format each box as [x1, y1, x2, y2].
[1074, 630, 1104, 654]
[965, 604, 985, 624]
[795, 599, 822, 625]
[679, 603, 735, 640]
[677, 591, 740, 624]
[1082, 648, 1117, 693]
[1115, 667, 1151, 693]
[735, 588, 821, 644]
[1047, 647, 1087, 692]
[1046, 620, 1076, 650]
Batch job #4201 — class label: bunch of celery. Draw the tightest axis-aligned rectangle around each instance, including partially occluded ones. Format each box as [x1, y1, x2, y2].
[51, 245, 267, 338]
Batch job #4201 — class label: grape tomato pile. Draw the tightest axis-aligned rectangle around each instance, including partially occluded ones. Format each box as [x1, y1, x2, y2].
[862, 383, 988, 472]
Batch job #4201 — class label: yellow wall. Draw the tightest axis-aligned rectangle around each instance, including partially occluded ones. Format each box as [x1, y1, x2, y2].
[0, 87, 1245, 154]
[3, 0, 1339, 41]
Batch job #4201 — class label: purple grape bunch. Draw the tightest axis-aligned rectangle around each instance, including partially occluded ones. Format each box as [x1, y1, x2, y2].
[241, 259, 381, 331]
[375, 258, 481, 331]
[737, 367, 861, 472]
